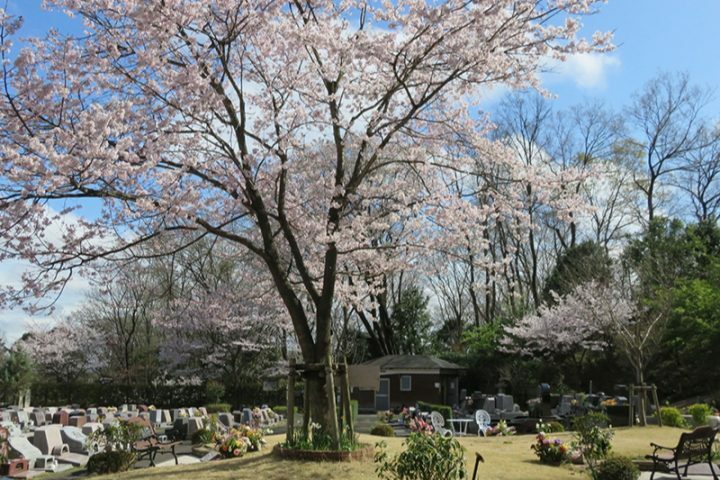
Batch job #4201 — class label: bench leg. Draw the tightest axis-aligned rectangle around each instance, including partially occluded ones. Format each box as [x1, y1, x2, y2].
[172, 445, 179, 465]
[708, 457, 718, 480]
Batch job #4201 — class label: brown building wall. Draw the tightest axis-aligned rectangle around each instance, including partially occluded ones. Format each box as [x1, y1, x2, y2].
[351, 373, 460, 411]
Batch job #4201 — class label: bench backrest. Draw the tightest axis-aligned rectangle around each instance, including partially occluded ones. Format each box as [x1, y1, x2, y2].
[676, 426, 717, 460]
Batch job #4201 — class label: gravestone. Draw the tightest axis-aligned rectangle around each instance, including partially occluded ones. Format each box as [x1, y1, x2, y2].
[162, 410, 172, 424]
[52, 411, 69, 426]
[61, 426, 97, 454]
[0, 411, 11, 422]
[81, 423, 103, 436]
[170, 418, 188, 440]
[14, 410, 30, 428]
[495, 394, 514, 412]
[69, 415, 86, 428]
[0, 422, 22, 438]
[198, 407, 208, 417]
[31, 410, 46, 427]
[97, 407, 108, 416]
[187, 407, 197, 417]
[241, 408, 252, 425]
[218, 413, 234, 429]
[149, 410, 163, 425]
[482, 397, 495, 414]
[187, 417, 204, 438]
[120, 404, 129, 412]
[33, 425, 70, 456]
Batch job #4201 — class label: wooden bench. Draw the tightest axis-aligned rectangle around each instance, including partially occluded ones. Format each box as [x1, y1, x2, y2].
[645, 426, 719, 480]
[133, 437, 181, 467]
[128, 416, 181, 467]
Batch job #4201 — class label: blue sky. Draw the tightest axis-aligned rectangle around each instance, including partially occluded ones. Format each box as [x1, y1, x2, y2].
[2, 0, 720, 342]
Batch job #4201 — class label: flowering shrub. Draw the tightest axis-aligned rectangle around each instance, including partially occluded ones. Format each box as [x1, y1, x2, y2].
[408, 417, 433, 435]
[219, 433, 248, 458]
[378, 410, 397, 424]
[375, 433, 467, 480]
[486, 419, 515, 436]
[531, 433, 568, 465]
[218, 426, 265, 457]
[572, 412, 613, 465]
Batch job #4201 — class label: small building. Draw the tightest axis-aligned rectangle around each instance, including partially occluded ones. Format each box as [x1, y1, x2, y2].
[348, 355, 465, 412]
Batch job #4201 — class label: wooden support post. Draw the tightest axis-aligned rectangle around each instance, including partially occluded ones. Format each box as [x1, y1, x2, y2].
[303, 373, 311, 439]
[652, 385, 662, 427]
[639, 384, 648, 427]
[324, 353, 340, 450]
[628, 384, 635, 427]
[287, 359, 296, 444]
[341, 357, 354, 438]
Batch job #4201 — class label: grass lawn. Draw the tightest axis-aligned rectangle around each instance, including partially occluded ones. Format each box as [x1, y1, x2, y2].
[84, 426, 684, 480]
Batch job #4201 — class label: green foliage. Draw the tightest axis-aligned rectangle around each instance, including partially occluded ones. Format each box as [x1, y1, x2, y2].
[191, 428, 216, 445]
[0, 348, 35, 402]
[204, 403, 232, 413]
[205, 380, 226, 404]
[392, 286, 433, 355]
[417, 402, 452, 421]
[659, 407, 687, 428]
[88, 421, 143, 452]
[371, 424, 396, 437]
[543, 241, 612, 302]
[191, 416, 224, 445]
[375, 433, 467, 480]
[542, 421, 565, 433]
[591, 456, 640, 480]
[687, 403, 713, 427]
[572, 413, 613, 464]
[283, 425, 359, 452]
[86, 451, 137, 475]
[272, 406, 298, 416]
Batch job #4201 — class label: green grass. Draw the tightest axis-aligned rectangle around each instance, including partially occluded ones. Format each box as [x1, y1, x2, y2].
[48, 426, 687, 480]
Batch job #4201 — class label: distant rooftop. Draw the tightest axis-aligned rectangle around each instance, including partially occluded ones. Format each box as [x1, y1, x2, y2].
[359, 354, 465, 371]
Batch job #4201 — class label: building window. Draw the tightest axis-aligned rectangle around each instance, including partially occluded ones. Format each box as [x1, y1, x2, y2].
[400, 375, 412, 392]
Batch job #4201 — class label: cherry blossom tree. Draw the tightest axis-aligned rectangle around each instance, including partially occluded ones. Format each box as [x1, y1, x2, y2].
[16, 317, 98, 383]
[0, 0, 611, 438]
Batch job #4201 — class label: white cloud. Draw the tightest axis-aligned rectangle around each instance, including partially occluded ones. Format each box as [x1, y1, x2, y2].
[0, 206, 95, 344]
[543, 53, 621, 89]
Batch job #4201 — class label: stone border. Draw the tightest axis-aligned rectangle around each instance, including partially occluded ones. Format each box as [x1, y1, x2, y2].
[273, 443, 373, 462]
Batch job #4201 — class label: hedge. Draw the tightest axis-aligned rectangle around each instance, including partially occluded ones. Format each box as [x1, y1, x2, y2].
[31, 382, 287, 409]
[417, 401, 452, 420]
[204, 403, 232, 413]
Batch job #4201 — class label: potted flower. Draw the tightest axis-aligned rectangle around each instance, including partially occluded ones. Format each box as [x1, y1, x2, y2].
[531, 432, 568, 465]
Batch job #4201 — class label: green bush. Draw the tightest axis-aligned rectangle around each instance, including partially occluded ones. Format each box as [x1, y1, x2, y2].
[375, 433, 466, 480]
[191, 428, 216, 445]
[573, 412, 610, 432]
[273, 405, 299, 417]
[544, 421, 565, 433]
[205, 380, 225, 404]
[572, 412, 613, 464]
[592, 456, 640, 480]
[417, 402, 452, 421]
[660, 407, 688, 428]
[204, 403, 232, 413]
[687, 403, 712, 427]
[86, 451, 137, 474]
[371, 424, 396, 437]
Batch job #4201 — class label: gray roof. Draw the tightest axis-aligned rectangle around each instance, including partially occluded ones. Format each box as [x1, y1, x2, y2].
[359, 354, 465, 371]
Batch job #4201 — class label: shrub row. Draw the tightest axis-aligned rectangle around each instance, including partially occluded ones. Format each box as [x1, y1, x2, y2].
[417, 401, 452, 420]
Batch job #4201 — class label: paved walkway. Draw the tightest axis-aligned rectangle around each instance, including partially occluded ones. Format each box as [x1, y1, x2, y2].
[639, 462, 720, 479]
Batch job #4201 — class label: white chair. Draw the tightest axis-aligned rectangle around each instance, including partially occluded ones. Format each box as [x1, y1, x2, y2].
[430, 411, 453, 438]
[475, 409, 492, 437]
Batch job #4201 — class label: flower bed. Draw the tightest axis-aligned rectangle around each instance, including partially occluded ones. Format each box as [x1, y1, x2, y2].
[273, 443, 374, 462]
